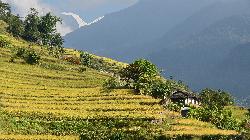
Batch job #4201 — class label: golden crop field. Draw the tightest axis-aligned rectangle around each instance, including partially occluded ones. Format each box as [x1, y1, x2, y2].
[0, 35, 239, 139]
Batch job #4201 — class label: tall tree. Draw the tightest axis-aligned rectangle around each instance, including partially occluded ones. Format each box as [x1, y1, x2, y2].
[7, 14, 24, 37]
[200, 88, 234, 110]
[0, 1, 10, 21]
[23, 8, 40, 42]
[38, 12, 63, 47]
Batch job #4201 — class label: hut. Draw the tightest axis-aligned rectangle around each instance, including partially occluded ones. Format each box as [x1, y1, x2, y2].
[170, 91, 200, 106]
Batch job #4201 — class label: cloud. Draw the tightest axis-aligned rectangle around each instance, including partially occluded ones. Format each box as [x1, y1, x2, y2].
[89, 16, 105, 25]
[62, 12, 104, 28]
[2, 0, 51, 16]
[56, 22, 73, 36]
[62, 12, 87, 28]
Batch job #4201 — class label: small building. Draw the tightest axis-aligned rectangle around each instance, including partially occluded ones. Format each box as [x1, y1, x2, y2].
[170, 91, 200, 106]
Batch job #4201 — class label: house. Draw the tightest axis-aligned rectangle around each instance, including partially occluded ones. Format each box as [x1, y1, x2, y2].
[170, 91, 200, 106]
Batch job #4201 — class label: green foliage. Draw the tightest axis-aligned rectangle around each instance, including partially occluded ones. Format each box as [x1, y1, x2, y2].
[15, 48, 27, 58]
[165, 103, 182, 112]
[189, 106, 242, 131]
[120, 59, 159, 84]
[0, 1, 10, 22]
[5, 8, 64, 51]
[200, 89, 234, 110]
[120, 59, 160, 95]
[103, 77, 124, 90]
[13, 48, 40, 65]
[79, 51, 123, 74]
[25, 50, 41, 65]
[23, 8, 40, 42]
[80, 51, 93, 67]
[7, 15, 24, 37]
[150, 80, 173, 99]
[38, 13, 63, 48]
[46, 45, 65, 58]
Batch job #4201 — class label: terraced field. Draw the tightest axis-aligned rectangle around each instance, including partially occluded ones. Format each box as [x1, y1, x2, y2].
[0, 35, 239, 139]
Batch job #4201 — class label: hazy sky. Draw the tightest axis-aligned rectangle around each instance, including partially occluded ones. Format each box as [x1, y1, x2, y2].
[3, 0, 138, 21]
[2, 0, 138, 35]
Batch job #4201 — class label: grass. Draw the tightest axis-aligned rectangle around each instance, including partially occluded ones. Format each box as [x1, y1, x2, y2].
[225, 106, 249, 121]
[0, 34, 240, 139]
[166, 119, 238, 136]
[0, 135, 79, 140]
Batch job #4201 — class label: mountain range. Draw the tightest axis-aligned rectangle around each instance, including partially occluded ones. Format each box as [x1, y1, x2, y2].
[64, 0, 250, 100]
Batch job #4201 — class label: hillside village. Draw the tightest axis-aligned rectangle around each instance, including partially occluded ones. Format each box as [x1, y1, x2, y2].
[0, 1, 249, 140]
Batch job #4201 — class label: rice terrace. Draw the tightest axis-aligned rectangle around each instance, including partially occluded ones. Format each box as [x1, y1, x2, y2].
[0, 0, 250, 140]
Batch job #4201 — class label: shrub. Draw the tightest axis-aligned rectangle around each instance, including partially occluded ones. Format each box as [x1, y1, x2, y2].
[103, 77, 124, 90]
[16, 48, 27, 58]
[80, 51, 93, 67]
[188, 106, 242, 131]
[200, 89, 234, 110]
[13, 48, 41, 65]
[25, 50, 41, 64]
[47, 46, 65, 58]
[150, 80, 172, 99]
[165, 103, 182, 112]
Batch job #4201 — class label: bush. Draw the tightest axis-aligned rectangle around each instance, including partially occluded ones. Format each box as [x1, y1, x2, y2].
[103, 77, 124, 90]
[150, 80, 173, 99]
[200, 89, 234, 110]
[13, 48, 40, 65]
[165, 103, 182, 112]
[188, 106, 242, 131]
[16, 48, 27, 58]
[80, 51, 93, 67]
[47, 46, 64, 58]
[25, 50, 40, 64]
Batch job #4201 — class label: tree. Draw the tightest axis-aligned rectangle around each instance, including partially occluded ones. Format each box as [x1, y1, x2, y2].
[200, 88, 234, 109]
[120, 59, 159, 94]
[23, 8, 40, 42]
[0, 1, 10, 21]
[38, 12, 63, 47]
[7, 14, 24, 37]
[120, 59, 159, 83]
[151, 80, 172, 99]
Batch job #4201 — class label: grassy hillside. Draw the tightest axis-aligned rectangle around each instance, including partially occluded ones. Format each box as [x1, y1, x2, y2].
[0, 34, 241, 139]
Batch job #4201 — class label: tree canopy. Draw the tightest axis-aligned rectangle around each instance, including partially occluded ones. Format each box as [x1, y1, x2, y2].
[0, 1, 64, 50]
[0, 1, 10, 21]
[200, 88, 234, 109]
